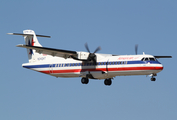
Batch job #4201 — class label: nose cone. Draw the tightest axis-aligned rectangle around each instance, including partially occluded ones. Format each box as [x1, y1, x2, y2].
[159, 64, 164, 71]
[156, 64, 163, 71]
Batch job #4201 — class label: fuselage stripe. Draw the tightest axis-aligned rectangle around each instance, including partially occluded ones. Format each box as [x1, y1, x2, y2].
[40, 66, 163, 74]
[23, 60, 161, 69]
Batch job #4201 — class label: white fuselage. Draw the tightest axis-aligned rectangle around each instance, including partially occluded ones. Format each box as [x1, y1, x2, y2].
[22, 54, 163, 79]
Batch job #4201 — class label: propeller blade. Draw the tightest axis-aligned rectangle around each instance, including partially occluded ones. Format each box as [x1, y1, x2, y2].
[85, 43, 90, 53]
[94, 46, 101, 53]
[154, 56, 172, 58]
[135, 44, 138, 55]
[84, 43, 102, 65]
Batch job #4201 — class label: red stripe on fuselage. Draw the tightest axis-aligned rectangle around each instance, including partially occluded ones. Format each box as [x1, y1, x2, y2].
[39, 66, 163, 74]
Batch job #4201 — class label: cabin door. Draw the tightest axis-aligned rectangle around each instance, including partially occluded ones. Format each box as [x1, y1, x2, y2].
[49, 64, 53, 74]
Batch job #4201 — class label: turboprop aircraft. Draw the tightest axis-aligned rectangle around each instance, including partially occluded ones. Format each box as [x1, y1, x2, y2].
[8, 30, 172, 86]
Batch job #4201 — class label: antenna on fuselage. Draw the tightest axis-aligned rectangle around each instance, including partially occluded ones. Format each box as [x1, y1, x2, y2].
[135, 44, 138, 55]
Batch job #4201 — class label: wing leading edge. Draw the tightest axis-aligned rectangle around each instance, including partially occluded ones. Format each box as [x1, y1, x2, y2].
[17, 44, 78, 59]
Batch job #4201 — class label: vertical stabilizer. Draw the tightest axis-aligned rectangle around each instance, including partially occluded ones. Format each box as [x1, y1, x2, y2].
[23, 30, 43, 63]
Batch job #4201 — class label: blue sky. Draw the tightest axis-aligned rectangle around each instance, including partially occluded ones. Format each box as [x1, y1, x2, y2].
[1, 0, 176, 120]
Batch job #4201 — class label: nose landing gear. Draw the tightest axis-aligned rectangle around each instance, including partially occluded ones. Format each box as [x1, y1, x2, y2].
[150, 73, 157, 81]
[151, 77, 156, 81]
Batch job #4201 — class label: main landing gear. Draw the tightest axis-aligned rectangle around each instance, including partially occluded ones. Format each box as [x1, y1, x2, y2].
[104, 78, 112, 86]
[81, 77, 89, 84]
[81, 77, 112, 86]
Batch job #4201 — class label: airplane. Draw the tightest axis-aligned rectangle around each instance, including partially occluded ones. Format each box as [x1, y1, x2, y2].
[8, 30, 172, 86]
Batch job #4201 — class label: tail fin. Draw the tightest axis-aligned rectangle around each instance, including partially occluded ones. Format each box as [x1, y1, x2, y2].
[8, 29, 50, 63]
[23, 30, 42, 47]
[23, 30, 42, 62]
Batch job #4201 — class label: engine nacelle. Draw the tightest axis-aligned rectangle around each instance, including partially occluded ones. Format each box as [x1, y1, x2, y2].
[77, 52, 90, 60]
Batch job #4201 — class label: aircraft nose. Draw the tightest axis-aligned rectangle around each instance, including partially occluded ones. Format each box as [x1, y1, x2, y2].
[158, 64, 164, 71]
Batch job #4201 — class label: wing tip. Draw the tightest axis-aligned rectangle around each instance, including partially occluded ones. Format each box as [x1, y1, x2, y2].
[7, 33, 13, 35]
[16, 44, 25, 47]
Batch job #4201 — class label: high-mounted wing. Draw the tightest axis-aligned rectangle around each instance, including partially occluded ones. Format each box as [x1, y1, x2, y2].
[17, 44, 78, 59]
[154, 56, 172, 58]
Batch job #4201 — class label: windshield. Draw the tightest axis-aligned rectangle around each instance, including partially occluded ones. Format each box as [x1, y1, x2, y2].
[141, 57, 157, 61]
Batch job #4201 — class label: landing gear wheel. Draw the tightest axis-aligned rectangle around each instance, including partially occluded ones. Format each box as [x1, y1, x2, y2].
[104, 79, 112, 86]
[81, 78, 89, 84]
[151, 78, 156, 81]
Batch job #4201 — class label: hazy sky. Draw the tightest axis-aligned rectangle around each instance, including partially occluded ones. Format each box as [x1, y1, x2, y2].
[1, 0, 176, 120]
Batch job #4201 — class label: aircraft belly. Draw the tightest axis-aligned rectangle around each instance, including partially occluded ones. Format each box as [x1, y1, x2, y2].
[108, 70, 161, 76]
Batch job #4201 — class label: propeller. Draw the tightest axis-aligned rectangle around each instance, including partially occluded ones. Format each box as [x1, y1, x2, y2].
[135, 44, 138, 55]
[85, 43, 101, 65]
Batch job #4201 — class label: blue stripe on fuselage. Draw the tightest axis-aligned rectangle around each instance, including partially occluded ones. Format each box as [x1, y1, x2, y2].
[23, 64, 50, 69]
[128, 60, 161, 64]
[23, 60, 161, 69]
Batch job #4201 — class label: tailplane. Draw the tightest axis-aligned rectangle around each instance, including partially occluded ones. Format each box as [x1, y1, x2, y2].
[8, 30, 50, 63]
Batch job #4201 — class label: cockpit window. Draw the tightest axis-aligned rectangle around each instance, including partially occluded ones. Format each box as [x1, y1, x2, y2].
[141, 57, 157, 61]
[145, 58, 149, 61]
[141, 58, 145, 61]
[149, 57, 156, 61]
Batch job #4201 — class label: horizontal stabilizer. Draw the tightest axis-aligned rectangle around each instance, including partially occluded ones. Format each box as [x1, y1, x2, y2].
[154, 56, 172, 58]
[16, 44, 78, 59]
[7, 33, 51, 38]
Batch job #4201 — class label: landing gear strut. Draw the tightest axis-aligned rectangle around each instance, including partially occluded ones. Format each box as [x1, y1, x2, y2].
[104, 78, 112, 86]
[150, 73, 156, 81]
[81, 77, 89, 84]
